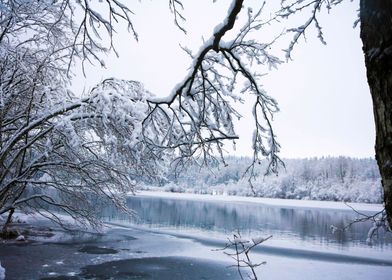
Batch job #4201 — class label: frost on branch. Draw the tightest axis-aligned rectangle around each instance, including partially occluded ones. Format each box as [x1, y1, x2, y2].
[278, 0, 344, 60]
[0, 75, 162, 229]
[143, 0, 284, 178]
[169, 0, 187, 34]
[331, 204, 391, 245]
[0, 0, 158, 230]
[0, 0, 137, 76]
[217, 230, 272, 280]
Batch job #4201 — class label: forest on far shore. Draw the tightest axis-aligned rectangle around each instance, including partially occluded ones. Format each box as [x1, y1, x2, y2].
[145, 157, 382, 204]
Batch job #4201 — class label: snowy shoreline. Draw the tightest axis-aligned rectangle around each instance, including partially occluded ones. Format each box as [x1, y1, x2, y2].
[135, 190, 384, 213]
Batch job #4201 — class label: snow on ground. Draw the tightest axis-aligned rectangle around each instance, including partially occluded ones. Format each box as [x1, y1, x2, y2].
[0, 211, 111, 244]
[136, 190, 384, 213]
[1, 211, 65, 225]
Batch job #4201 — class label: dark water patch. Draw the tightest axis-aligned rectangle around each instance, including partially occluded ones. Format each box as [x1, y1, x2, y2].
[133, 250, 146, 254]
[0, 242, 89, 280]
[78, 245, 118, 254]
[41, 276, 79, 280]
[80, 257, 239, 280]
[40, 257, 240, 280]
[119, 234, 137, 241]
[50, 231, 136, 246]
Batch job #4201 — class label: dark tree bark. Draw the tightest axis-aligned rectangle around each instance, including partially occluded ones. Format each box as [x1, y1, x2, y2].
[2, 208, 14, 233]
[360, 0, 392, 226]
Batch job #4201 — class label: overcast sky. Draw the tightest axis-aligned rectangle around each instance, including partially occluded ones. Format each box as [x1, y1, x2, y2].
[72, 0, 375, 159]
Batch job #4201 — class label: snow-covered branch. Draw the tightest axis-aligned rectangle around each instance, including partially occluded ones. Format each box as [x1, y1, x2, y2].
[278, 0, 344, 60]
[216, 230, 271, 280]
[143, 0, 283, 176]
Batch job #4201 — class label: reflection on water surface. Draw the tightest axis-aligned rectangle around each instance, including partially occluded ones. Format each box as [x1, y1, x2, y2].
[104, 196, 391, 249]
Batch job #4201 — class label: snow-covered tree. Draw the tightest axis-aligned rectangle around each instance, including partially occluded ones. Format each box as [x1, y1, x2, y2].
[2, 0, 389, 230]
[162, 156, 382, 203]
[142, 0, 283, 177]
[0, 57, 161, 228]
[0, 0, 284, 230]
[0, 1, 162, 229]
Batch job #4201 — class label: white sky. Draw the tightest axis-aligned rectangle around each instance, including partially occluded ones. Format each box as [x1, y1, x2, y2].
[72, 0, 375, 159]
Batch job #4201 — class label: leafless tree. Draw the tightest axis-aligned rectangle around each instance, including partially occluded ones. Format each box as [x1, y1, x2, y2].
[2, 0, 388, 235]
[0, 0, 159, 231]
[0, 0, 284, 231]
[142, 1, 284, 187]
[0, 71, 162, 230]
[217, 231, 272, 280]
[331, 203, 391, 244]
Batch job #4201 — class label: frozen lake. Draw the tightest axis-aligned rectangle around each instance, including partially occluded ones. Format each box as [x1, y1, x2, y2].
[103, 192, 392, 279]
[1, 192, 392, 279]
[106, 193, 391, 248]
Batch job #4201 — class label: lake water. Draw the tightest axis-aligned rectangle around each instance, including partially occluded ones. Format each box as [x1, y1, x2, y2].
[101, 194, 392, 280]
[2, 193, 392, 280]
[105, 195, 392, 250]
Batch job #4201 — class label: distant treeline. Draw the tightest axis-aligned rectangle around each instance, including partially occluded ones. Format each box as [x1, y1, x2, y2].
[147, 157, 382, 203]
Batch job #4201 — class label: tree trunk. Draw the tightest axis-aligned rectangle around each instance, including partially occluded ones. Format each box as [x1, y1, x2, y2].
[360, 1, 392, 226]
[2, 208, 14, 231]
